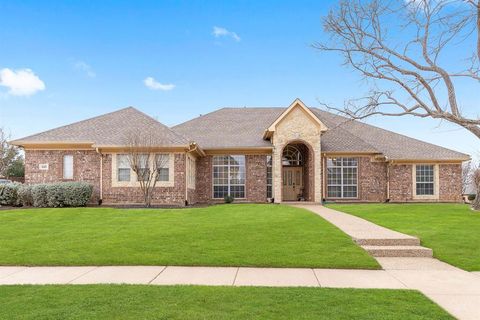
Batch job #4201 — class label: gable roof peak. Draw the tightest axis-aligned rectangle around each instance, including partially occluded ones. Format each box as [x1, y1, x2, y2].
[263, 98, 328, 139]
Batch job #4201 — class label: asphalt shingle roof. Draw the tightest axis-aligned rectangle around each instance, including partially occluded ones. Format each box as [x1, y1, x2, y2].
[173, 107, 469, 161]
[12, 107, 189, 147]
[13, 105, 469, 161]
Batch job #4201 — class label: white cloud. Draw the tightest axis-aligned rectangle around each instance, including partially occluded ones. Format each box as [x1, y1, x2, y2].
[143, 77, 175, 91]
[212, 26, 241, 42]
[0, 68, 45, 96]
[74, 61, 96, 78]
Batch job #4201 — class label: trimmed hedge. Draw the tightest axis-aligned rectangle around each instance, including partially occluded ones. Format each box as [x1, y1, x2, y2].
[0, 183, 21, 206]
[1, 182, 93, 207]
[17, 185, 33, 206]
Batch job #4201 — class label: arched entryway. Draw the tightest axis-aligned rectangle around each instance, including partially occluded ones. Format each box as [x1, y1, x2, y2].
[281, 142, 314, 201]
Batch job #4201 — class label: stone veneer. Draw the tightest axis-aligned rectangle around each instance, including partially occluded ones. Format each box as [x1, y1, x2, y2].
[272, 105, 323, 202]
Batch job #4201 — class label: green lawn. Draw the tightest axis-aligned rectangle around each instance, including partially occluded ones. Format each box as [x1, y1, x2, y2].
[328, 203, 480, 271]
[0, 204, 378, 269]
[0, 285, 453, 320]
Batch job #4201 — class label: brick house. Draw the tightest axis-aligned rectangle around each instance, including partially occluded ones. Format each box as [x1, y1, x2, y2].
[11, 99, 469, 206]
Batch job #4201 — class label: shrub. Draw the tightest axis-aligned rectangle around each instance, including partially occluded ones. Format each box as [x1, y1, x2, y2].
[0, 183, 21, 206]
[17, 185, 33, 206]
[30, 182, 93, 208]
[61, 182, 93, 207]
[32, 184, 49, 207]
[224, 195, 234, 203]
[468, 194, 476, 201]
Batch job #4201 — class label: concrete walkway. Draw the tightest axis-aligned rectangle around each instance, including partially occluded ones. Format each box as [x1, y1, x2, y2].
[293, 204, 480, 320]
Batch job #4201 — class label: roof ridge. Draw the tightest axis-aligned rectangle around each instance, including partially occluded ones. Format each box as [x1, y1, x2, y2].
[13, 106, 136, 142]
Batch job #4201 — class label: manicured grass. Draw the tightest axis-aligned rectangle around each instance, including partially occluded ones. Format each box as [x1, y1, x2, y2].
[0, 204, 378, 268]
[0, 285, 453, 319]
[328, 203, 480, 271]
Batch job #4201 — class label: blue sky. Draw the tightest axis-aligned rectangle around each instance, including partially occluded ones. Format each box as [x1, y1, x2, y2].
[0, 0, 478, 159]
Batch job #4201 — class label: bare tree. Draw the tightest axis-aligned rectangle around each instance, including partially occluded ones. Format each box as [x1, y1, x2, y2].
[473, 167, 480, 209]
[315, 0, 480, 139]
[124, 131, 169, 207]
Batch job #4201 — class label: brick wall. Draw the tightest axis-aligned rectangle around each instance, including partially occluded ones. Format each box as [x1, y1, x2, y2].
[358, 157, 388, 202]
[246, 155, 268, 202]
[439, 164, 462, 202]
[102, 153, 186, 206]
[25, 150, 101, 203]
[195, 155, 212, 202]
[195, 154, 269, 203]
[389, 164, 413, 202]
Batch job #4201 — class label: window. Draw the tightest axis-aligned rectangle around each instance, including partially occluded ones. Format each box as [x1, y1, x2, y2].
[187, 156, 196, 188]
[213, 155, 245, 199]
[156, 154, 170, 182]
[416, 165, 435, 196]
[327, 158, 358, 198]
[117, 154, 131, 182]
[63, 155, 73, 179]
[137, 154, 150, 181]
[266, 155, 273, 199]
[282, 145, 302, 166]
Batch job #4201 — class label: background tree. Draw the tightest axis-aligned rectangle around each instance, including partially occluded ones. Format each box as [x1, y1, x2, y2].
[124, 131, 169, 207]
[473, 167, 480, 209]
[315, 0, 479, 138]
[0, 128, 24, 178]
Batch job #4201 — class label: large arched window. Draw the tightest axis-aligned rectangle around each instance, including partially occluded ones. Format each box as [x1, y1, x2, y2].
[282, 145, 302, 166]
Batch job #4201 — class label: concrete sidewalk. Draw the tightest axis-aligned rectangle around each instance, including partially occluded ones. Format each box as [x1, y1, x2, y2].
[0, 265, 406, 288]
[1, 260, 480, 319]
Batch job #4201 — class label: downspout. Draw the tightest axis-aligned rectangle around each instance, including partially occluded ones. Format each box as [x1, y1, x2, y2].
[386, 158, 391, 202]
[185, 143, 199, 206]
[95, 147, 103, 205]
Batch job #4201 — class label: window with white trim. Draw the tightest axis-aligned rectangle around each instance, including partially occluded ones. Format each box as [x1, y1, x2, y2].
[266, 155, 272, 199]
[155, 154, 170, 182]
[415, 165, 435, 195]
[63, 155, 73, 179]
[213, 155, 245, 199]
[117, 154, 131, 182]
[327, 158, 358, 198]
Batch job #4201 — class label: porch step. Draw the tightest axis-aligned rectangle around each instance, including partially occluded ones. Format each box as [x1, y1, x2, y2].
[354, 237, 420, 246]
[361, 245, 433, 257]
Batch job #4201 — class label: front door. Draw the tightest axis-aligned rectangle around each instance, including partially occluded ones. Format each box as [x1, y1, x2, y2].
[282, 167, 303, 201]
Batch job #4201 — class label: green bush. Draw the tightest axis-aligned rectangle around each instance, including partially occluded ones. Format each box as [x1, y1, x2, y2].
[0, 183, 21, 206]
[468, 194, 476, 201]
[31, 182, 93, 208]
[224, 195, 234, 204]
[32, 184, 49, 207]
[59, 182, 93, 207]
[17, 185, 33, 206]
